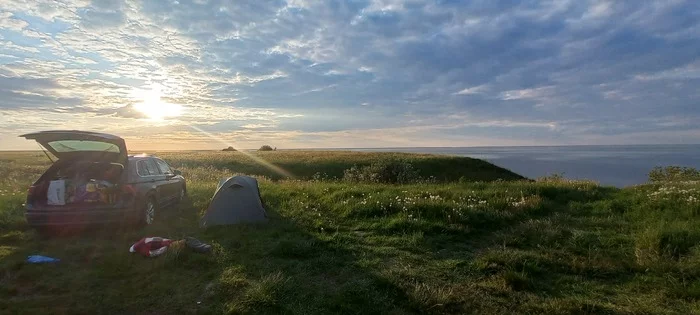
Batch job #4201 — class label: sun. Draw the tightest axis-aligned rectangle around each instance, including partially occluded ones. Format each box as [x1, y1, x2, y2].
[132, 84, 182, 120]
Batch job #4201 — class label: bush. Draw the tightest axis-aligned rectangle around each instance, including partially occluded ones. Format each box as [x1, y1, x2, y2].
[537, 173, 566, 182]
[343, 160, 420, 184]
[648, 166, 700, 183]
[222, 146, 237, 151]
[258, 145, 274, 151]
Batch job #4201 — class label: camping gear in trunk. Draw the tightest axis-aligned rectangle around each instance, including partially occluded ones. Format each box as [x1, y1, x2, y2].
[27, 160, 126, 208]
[22, 131, 131, 210]
[200, 176, 267, 227]
[47, 180, 66, 205]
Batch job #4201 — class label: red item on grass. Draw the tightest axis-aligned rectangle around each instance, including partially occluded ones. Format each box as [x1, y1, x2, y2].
[129, 237, 173, 257]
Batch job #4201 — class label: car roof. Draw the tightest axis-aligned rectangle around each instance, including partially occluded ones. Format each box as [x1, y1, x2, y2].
[128, 155, 157, 160]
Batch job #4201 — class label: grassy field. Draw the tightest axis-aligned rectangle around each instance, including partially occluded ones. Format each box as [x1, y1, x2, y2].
[154, 150, 526, 182]
[1, 151, 700, 314]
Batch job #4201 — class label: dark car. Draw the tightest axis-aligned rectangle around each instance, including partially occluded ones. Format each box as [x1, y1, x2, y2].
[21, 130, 186, 229]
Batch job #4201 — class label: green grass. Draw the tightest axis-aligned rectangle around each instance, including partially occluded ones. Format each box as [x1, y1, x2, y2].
[155, 150, 526, 182]
[1, 151, 700, 314]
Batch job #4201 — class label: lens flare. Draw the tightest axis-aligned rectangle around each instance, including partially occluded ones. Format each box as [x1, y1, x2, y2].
[188, 125, 294, 179]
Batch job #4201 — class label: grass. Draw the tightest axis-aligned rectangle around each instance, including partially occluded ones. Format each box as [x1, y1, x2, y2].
[155, 150, 526, 182]
[1, 151, 699, 314]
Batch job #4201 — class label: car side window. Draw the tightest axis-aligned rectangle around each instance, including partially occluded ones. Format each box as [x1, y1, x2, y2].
[137, 160, 150, 176]
[145, 159, 161, 176]
[155, 159, 172, 175]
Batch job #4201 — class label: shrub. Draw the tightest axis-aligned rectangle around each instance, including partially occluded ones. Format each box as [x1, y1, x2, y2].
[258, 145, 274, 151]
[537, 173, 566, 182]
[343, 160, 420, 184]
[648, 166, 700, 183]
[222, 146, 237, 151]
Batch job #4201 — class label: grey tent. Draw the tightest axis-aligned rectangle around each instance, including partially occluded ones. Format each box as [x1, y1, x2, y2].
[200, 176, 267, 227]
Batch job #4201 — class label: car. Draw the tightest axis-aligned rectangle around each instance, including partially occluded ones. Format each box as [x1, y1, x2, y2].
[20, 130, 186, 229]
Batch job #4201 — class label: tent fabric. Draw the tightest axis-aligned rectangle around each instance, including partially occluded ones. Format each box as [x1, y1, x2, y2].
[200, 176, 267, 227]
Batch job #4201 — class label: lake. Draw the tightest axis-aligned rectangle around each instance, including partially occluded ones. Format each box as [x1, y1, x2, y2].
[349, 145, 700, 187]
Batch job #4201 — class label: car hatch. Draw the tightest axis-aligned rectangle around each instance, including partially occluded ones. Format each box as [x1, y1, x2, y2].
[20, 130, 128, 166]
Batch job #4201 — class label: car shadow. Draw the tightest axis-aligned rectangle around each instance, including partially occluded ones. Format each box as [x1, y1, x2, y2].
[33, 196, 199, 238]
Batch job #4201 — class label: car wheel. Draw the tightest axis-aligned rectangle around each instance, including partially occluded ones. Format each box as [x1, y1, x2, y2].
[144, 197, 156, 225]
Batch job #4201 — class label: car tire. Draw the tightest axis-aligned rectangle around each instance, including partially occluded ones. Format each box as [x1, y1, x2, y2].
[143, 197, 156, 225]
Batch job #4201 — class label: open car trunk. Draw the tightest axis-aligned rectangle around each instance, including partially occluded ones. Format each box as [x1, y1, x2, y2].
[27, 160, 134, 210]
[21, 131, 133, 210]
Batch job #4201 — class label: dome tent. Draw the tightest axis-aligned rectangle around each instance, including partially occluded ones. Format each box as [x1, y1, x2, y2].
[200, 176, 267, 227]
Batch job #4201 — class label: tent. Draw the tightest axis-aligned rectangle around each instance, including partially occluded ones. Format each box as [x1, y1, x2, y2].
[200, 176, 267, 227]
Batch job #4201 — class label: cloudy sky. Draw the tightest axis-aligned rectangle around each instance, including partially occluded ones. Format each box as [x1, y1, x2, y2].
[1, 0, 699, 150]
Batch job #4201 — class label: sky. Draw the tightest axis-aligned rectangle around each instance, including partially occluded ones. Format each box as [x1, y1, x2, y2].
[1, 0, 699, 150]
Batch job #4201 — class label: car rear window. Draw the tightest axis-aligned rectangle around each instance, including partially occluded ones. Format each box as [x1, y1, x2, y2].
[47, 140, 120, 153]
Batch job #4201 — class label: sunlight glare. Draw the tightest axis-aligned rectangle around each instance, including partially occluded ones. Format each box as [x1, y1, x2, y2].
[187, 125, 295, 179]
[132, 84, 182, 120]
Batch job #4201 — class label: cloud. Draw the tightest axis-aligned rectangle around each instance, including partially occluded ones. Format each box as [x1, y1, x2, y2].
[1, 0, 699, 149]
[104, 105, 150, 119]
[500, 87, 554, 100]
[1, 40, 40, 53]
[635, 62, 700, 81]
[454, 85, 487, 95]
[292, 83, 337, 96]
[0, 12, 29, 31]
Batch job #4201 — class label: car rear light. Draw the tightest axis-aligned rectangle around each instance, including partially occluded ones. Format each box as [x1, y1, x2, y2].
[27, 185, 37, 195]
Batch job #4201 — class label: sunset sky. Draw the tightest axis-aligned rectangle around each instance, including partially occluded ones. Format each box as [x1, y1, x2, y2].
[1, 0, 699, 150]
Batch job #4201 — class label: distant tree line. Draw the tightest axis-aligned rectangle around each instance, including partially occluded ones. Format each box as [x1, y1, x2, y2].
[222, 145, 277, 151]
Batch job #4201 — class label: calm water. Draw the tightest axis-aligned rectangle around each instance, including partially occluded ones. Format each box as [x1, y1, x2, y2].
[348, 145, 700, 187]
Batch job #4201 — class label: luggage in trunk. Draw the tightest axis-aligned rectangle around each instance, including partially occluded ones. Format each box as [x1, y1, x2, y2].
[29, 161, 124, 208]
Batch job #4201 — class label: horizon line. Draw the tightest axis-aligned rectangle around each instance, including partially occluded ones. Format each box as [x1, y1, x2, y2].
[3, 143, 700, 152]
